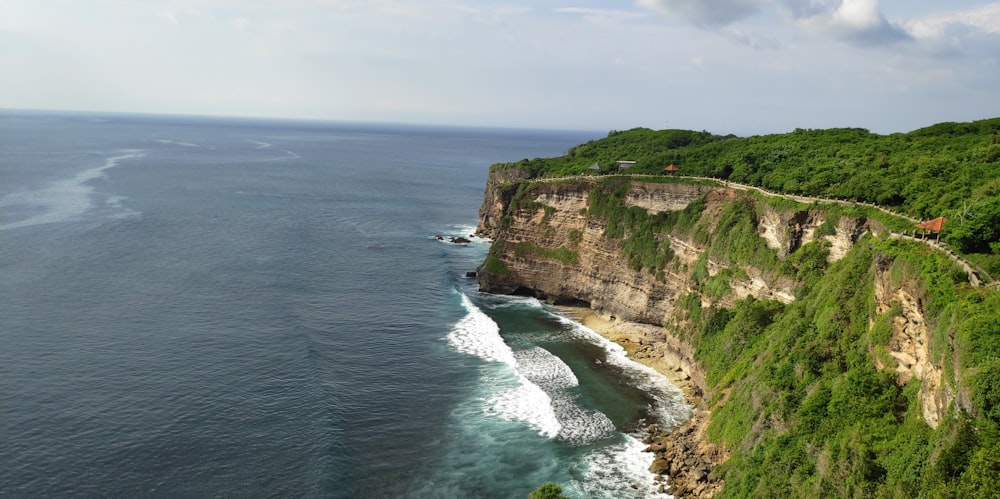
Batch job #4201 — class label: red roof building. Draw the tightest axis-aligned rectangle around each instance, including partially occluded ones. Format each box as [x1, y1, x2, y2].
[916, 217, 947, 232]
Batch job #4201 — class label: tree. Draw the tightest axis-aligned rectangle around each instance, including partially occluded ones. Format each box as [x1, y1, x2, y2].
[946, 196, 1000, 253]
[528, 482, 570, 499]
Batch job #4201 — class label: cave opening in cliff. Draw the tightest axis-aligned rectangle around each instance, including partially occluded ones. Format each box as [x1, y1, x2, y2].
[509, 286, 591, 308]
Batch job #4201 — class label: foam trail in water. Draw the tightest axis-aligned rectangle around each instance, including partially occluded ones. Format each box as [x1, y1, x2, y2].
[576, 435, 673, 498]
[433, 223, 490, 246]
[446, 294, 562, 438]
[478, 293, 545, 310]
[550, 313, 692, 428]
[511, 347, 617, 444]
[155, 139, 200, 147]
[240, 139, 300, 161]
[0, 150, 144, 230]
[446, 294, 515, 365]
[484, 370, 562, 438]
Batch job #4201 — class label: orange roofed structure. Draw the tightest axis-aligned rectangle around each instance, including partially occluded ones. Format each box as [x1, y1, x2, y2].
[916, 217, 947, 232]
[916, 217, 947, 240]
[664, 164, 679, 175]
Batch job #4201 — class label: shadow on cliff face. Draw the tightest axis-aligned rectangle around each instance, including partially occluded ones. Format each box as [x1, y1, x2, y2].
[508, 286, 592, 309]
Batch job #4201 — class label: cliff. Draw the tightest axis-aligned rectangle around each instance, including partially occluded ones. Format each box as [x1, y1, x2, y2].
[475, 169, 1000, 498]
[477, 175, 878, 395]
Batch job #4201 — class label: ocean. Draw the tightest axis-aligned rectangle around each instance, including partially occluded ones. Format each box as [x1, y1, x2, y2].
[0, 111, 689, 498]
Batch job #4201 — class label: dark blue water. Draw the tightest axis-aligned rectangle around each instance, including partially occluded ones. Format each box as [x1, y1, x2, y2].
[0, 111, 689, 498]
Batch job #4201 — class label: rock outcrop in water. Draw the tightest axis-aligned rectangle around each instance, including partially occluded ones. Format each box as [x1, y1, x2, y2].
[474, 168, 971, 497]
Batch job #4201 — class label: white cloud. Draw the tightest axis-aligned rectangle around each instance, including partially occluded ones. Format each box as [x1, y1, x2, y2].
[231, 17, 251, 30]
[794, 0, 909, 45]
[722, 26, 782, 49]
[555, 7, 646, 21]
[1, 0, 997, 133]
[832, 0, 882, 30]
[905, 3, 1000, 40]
[637, 0, 765, 26]
[156, 9, 179, 24]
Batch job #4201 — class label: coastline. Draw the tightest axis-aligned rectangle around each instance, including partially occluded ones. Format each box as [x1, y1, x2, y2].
[557, 305, 726, 498]
[556, 305, 699, 403]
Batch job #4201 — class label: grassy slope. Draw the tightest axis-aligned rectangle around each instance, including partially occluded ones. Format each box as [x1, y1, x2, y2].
[690, 234, 1000, 498]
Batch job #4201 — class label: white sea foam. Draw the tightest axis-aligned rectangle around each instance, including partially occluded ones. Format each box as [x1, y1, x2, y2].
[433, 224, 489, 246]
[484, 370, 563, 438]
[550, 313, 692, 428]
[242, 139, 301, 161]
[155, 139, 200, 147]
[446, 293, 516, 365]
[553, 394, 617, 444]
[576, 435, 674, 498]
[0, 150, 144, 231]
[447, 294, 562, 438]
[513, 347, 615, 443]
[514, 347, 579, 389]
[246, 139, 272, 149]
[479, 293, 545, 310]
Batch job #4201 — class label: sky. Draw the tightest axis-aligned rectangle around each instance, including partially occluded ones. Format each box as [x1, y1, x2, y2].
[1, 0, 998, 135]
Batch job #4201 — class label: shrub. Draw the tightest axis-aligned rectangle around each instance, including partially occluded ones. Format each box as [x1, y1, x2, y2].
[528, 482, 569, 499]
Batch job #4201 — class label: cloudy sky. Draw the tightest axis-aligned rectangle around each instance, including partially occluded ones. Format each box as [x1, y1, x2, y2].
[1, 0, 998, 134]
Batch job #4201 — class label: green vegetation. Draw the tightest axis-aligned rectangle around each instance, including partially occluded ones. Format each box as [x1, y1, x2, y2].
[483, 242, 511, 276]
[528, 482, 569, 499]
[513, 241, 579, 265]
[511, 119, 1000, 219]
[496, 118, 1000, 272]
[585, 178, 706, 279]
[708, 198, 781, 271]
[483, 118, 1000, 497]
[678, 237, 1000, 498]
[566, 229, 583, 246]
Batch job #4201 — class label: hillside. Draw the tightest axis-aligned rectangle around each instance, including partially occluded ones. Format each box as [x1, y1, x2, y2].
[475, 119, 1000, 497]
[500, 118, 1000, 277]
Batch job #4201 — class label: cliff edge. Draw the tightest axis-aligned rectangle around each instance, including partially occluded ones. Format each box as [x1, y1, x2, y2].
[474, 169, 994, 497]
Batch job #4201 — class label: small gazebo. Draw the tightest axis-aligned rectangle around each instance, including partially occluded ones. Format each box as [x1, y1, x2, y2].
[915, 217, 947, 240]
[664, 164, 679, 176]
[616, 160, 636, 172]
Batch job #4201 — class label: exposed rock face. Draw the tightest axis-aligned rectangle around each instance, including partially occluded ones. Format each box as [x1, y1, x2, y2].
[478, 181, 717, 324]
[476, 164, 537, 240]
[757, 203, 874, 261]
[645, 412, 725, 498]
[476, 177, 869, 327]
[474, 170, 945, 496]
[872, 253, 960, 428]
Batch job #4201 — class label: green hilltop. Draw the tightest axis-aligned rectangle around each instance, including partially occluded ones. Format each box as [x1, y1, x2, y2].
[498, 117, 1000, 276]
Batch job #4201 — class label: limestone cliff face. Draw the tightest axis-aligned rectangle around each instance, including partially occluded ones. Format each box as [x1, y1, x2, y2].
[476, 164, 536, 240]
[872, 253, 969, 429]
[476, 175, 874, 335]
[756, 203, 876, 261]
[479, 180, 713, 325]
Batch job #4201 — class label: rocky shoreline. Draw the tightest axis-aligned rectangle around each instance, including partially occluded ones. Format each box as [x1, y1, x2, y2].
[560, 307, 725, 498]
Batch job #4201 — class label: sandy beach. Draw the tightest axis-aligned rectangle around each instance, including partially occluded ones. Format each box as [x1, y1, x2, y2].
[557, 305, 700, 404]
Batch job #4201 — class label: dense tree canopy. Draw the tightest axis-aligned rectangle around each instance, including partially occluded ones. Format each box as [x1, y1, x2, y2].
[509, 119, 999, 221]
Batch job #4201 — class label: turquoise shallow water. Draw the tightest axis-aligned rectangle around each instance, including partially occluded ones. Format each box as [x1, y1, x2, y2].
[0, 111, 688, 498]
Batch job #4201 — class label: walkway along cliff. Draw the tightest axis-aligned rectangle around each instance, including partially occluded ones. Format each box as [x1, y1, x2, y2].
[474, 165, 1000, 498]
